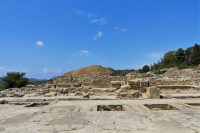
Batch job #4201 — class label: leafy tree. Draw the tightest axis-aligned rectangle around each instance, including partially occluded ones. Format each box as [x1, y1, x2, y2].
[185, 47, 193, 65]
[176, 48, 185, 64]
[161, 51, 177, 68]
[139, 65, 150, 73]
[0, 72, 29, 90]
[190, 44, 200, 65]
[151, 44, 200, 71]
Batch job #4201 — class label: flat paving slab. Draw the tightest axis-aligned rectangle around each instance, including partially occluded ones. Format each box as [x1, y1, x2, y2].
[0, 98, 200, 133]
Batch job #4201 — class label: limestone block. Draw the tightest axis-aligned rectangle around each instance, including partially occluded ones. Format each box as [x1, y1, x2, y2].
[146, 87, 160, 99]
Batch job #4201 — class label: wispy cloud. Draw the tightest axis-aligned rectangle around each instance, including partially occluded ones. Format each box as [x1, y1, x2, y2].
[93, 31, 103, 40]
[36, 40, 45, 47]
[114, 26, 127, 35]
[72, 8, 128, 40]
[79, 50, 90, 56]
[72, 8, 107, 25]
[89, 17, 107, 25]
[72, 50, 92, 59]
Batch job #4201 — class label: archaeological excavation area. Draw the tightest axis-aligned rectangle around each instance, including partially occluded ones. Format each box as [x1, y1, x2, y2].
[0, 66, 200, 133]
[0, 98, 200, 133]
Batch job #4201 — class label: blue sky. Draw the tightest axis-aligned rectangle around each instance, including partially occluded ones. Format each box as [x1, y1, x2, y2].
[0, 0, 199, 79]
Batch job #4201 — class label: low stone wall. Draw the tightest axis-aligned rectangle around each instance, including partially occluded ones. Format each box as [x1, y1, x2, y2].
[156, 85, 196, 90]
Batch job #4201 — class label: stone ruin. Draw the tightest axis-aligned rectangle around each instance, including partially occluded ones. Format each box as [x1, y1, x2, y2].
[0, 67, 200, 133]
[0, 67, 200, 100]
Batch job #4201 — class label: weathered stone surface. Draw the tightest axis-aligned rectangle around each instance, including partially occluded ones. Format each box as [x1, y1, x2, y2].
[75, 91, 82, 96]
[45, 92, 57, 97]
[117, 92, 128, 98]
[120, 85, 131, 92]
[146, 87, 160, 99]
[82, 86, 92, 93]
[13, 92, 25, 97]
[111, 81, 121, 89]
[74, 83, 82, 87]
[129, 90, 141, 98]
[0, 99, 199, 133]
[128, 79, 141, 88]
[83, 93, 90, 99]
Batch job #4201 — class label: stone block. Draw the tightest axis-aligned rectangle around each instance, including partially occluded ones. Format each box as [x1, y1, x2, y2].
[146, 87, 160, 99]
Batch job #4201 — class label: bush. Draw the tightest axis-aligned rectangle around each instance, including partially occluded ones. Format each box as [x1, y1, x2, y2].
[0, 72, 29, 90]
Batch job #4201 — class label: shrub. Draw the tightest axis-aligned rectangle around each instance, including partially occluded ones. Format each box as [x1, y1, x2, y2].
[0, 72, 29, 90]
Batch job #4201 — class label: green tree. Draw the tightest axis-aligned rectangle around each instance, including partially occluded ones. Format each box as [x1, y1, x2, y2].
[185, 47, 192, 65]
[161, 51, 177, 68]
[176, 48, 185, 64]
[139, 65, 150, 73]
[0, 72, 29, 90]
[190, 44, 200, 65]
[151, 43, 200, 70]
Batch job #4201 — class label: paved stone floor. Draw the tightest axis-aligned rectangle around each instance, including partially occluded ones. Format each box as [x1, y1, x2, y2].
[0, 98, 200, 133]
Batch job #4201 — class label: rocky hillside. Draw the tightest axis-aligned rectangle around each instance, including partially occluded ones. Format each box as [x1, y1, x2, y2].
[63, 65, 114, 78]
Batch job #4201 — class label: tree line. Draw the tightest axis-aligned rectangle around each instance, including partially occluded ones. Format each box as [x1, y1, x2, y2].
[151, 44, 200, 70]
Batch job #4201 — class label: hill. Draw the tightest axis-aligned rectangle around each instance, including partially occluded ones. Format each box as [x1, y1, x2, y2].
[63, 65, 115, 78]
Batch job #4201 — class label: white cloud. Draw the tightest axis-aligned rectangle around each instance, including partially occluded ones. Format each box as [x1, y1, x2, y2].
[93, 31, 103, 40]
[79, 50, 90, 56]
[114, 26, 127, 35]
[72, 8, 107, 25]
[36, 41, 45, 47]
[90, 17, 107, 25]
[72, 50, 91, 59]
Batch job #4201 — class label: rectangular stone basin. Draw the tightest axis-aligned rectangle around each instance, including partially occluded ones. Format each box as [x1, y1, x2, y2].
[144, 104, 178, 111]
[186, 103, 200, 106]
[97, 105, 124, 111]
[25, 102, 50, 107]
